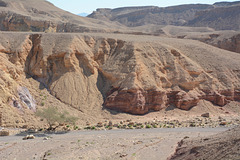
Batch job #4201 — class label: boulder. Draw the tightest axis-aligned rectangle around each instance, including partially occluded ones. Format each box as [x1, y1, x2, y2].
[201, 113, 210, 118]
[22, 134, 35, 140]
[0, 130, 10, 136]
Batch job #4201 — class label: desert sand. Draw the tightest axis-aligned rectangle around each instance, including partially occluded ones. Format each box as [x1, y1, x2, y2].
[0, 127, 229, 160]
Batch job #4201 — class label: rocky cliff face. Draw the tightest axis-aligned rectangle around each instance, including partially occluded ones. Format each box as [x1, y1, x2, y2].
[88, 2, 240, 31]
[88, 5, 213, 27]
[1, 32, 240, 117]
[187, 5, 240, 30]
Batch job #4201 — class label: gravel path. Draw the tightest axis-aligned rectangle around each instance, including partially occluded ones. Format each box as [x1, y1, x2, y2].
[0, 127, 229, 160]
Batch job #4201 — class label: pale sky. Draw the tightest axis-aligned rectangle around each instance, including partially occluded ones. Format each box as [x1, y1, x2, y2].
[47, 0, 234, 14]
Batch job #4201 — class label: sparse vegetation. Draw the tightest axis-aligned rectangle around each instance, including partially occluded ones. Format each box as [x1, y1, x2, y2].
[146, 124, 151, 128]
[74, 126, 79, 130]
[36, 106, 78, 130]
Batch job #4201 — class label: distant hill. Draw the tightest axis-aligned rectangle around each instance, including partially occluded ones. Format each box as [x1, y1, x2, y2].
[0, 0, 124, 32]
[187, 5, 240, 30]
[78, 13, 89, 17]
[213, 1, 240, 6]
[88, 5, 213, 27]
[88, 1, 240, 30]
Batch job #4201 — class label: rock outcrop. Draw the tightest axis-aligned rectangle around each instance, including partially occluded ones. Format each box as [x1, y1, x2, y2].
[0, 1, 240, 128]
[18, 86, 36, 112]
[1, 32, 240, 118]
[1, 33, 240, 114]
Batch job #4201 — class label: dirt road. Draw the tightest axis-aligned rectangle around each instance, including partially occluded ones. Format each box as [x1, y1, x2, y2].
[0, 127, 229, 160]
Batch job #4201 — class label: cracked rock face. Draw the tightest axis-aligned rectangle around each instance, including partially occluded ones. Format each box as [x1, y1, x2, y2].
[1, 32, 240, 116]
[18, 86, 36, 112]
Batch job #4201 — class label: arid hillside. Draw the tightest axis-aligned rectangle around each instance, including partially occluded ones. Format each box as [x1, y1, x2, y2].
[0, 0, 240, 128]
[88, 1, 240, 31]
[0, 0, 126, 32]
[1, 32, 240, 127]
[187, 4, 240, 30]
[160, 25, 240, 53]
[170, 126, 240, 160]
[88, 4, 213, 27]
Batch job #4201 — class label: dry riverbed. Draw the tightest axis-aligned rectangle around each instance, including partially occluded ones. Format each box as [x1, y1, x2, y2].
[0, 127, 230, 160]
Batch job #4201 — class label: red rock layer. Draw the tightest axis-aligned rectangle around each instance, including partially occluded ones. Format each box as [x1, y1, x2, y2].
[104, 88, 167, 115]
[105, 88, 240, 114]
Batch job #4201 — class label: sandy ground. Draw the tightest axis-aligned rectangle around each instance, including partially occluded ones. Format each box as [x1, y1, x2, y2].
[0, 127, 229, 160]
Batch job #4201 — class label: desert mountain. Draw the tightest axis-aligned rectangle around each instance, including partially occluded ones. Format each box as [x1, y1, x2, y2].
[0, 0, 125, 32]
[88, 1, 240, 31]
[1, 32, 240, 127]
[186, 4, 240, 30]
[88, 5, 213, 27]
[0, 0, 240, 128]
[214, 1, 240, 7]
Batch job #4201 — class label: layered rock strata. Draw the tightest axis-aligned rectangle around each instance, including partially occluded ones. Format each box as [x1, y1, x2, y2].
[1, 32, 240, 115]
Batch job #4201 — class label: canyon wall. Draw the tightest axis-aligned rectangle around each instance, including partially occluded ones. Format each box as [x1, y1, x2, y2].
[1, 32, 240, 117]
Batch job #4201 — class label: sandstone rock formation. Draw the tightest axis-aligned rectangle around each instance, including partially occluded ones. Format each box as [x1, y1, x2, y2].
[1, 32, 240, 118]
[0, 1, 240, 128]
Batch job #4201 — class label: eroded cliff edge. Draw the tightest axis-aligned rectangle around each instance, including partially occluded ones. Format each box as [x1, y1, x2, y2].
[1, 32, 240, 120]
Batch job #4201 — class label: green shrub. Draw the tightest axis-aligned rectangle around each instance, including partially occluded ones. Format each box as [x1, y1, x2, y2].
[146, 124, 151, 128]
[36, 107, 78, 130]
[74, 126, 79, 130]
